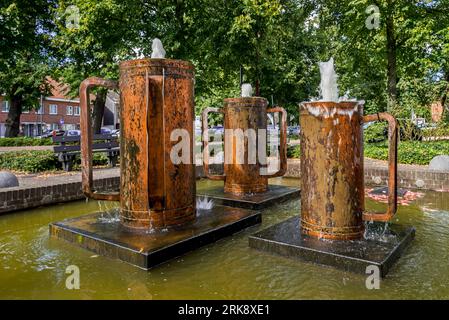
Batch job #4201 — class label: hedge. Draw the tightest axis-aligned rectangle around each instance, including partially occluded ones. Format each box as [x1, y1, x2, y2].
[364, 141, 449, 165]
[0, 137, 53, 147]
[0, 151, 60, 172]
[0, 151, 110, 173]
[287, 140, 449, 165]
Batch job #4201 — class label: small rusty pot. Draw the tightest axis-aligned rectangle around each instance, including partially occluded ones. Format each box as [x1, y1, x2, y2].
[202, 97, 287, 195]
[79, 58, 196, 230]
[300, 101, 398, 240]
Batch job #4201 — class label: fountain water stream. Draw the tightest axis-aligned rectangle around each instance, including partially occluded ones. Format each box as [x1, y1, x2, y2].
[151, 38, 166, 59]
[319, 58, 339, 102]
[241, 83, 253, 97]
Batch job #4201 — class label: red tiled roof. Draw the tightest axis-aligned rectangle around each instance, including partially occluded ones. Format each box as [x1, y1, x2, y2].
[46, 77, 76, 100]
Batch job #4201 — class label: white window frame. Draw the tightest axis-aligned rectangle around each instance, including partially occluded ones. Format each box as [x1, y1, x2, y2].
[1, 101, 9, 113]
[49, 104, 58, 115]
[67, 105, 73, 115]
[37, 105, 44, 114]
[73, 106, 80, 116]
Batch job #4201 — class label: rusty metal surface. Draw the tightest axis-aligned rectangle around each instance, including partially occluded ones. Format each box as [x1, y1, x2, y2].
[300, 101, 365, 240]
[80, 59, 196, 230]
[299, 101, 399, 240]
[80, 77, 120, 202]
[266, 106, 287, 178]
[223, 98, 269, 194]
[202, 98, 288, 195]
[362, 113, 398, 222]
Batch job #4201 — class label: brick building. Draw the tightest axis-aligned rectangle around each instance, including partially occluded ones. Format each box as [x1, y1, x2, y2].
[0, 78, 119, 137]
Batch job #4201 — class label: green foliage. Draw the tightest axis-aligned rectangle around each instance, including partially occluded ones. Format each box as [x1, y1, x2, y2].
[287, 145, 301, 159]
[0, 137, 53, 147]
[0, 150, 111, 173]
[317, 0, 449, 115]
[364, 122, 388, 143]
[0, 0, 54, 109]
[0, 151, 60, 172]
[52, 0, 141, 97]
[72, 153, 109, 170]
[398, 120, 423, 141]
[422, 123, 449, 139]
[365, 141, 449, 165]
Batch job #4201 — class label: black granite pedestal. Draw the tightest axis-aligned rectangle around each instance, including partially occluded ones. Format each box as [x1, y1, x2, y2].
[249, 216, 415, 277]
[197, 185, 300, 210]
[50, 206, 261, 270]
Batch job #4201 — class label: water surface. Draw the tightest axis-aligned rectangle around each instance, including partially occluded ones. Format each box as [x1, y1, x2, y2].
[0, 178, 448, 299]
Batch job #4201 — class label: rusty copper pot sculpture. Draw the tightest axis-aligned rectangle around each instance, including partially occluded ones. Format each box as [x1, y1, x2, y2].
[202, 97, 287, 195]
[300, 101, 398, 240]
[80, 58, 196, 230]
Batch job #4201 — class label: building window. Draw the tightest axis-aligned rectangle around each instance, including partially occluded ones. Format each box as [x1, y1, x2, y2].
[1, 101, 9, 113]
[50, 123, 59, 131]
[67, 106, 73, 115]
[73, 106, 80, 116]
[49, 104, 58, 115]
[37, 105, 44, 114]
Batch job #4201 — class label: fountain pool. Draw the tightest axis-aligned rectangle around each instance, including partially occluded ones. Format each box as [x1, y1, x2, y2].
[1, 178, 449, 299]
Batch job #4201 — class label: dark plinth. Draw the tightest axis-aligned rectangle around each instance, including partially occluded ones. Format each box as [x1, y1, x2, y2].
[197, 185, 300, 210]
[50, 206, 261, 270]
[249, 216, 415, 277]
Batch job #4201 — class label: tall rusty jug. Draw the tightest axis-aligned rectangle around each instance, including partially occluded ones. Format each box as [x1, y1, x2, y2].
[202, 97, 287, 195]
[300, 101, 398, 240]
[79, 59, 196, 230]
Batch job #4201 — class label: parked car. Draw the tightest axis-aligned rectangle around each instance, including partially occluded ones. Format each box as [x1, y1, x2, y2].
[287, 126, 300, 136]
[64, 130, 81, 137]
[111, 129, 120, 137]
[100, 127, 112, 135]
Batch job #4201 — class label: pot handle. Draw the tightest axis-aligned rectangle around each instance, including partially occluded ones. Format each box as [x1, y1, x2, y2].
[79, 77, 120, 201]
[264, 107, 288, 178]
[362, 113, 398, 222]
[202, 107, 225, 180]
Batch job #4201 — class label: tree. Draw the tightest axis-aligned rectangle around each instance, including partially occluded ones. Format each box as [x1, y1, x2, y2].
[316, 0, 449, 117]
[138, 0, 319, 120]
[52, 0, 140, 133]
[0, 0, 54, 137]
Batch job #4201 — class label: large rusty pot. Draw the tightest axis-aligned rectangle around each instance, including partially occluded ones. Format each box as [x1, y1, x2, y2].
[79, 59, 196, 230]
[202, 97, 287, 195]
[300, 101, 398, 240]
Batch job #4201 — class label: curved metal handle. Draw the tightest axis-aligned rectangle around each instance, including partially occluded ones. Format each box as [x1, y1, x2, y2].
[265, 107, 287, 178]
[362, 112, 398, 222]
[80, 77, 120, 201]
[202, 107, 225, 180]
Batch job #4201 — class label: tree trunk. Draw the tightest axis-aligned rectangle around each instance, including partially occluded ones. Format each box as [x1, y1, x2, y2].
[441, 71, 449, 122]
[441, 71, 449, 110]
[92, 89, 107, 134]
[4, 95, 23, 137]
[386, 4, 398, 110]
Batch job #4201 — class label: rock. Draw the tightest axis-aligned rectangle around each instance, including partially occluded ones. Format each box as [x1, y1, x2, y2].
[429, 155, 449, 171]
[0, 171, 19, 188]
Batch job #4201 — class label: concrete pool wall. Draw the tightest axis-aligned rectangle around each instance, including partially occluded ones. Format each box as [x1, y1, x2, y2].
[1, 160, 448, 215]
